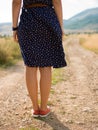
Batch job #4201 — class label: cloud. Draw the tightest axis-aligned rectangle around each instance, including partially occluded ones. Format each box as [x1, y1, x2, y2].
[0, 0, 12, 23]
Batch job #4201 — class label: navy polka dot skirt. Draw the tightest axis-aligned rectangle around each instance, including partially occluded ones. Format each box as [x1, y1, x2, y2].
[18, 5, 67, 68]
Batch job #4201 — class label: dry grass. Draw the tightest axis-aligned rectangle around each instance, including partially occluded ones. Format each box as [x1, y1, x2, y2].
[0, 37, 21, 67]
[79, 34, 98, 54]
[62, 34, 68, 41]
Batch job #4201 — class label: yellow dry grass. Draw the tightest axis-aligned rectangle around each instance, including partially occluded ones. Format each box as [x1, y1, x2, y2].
[78, 34, 98, 54]
[0, 37, 21, 67]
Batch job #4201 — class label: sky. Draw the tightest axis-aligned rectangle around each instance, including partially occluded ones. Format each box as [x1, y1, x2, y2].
[0, 0, 98, 23]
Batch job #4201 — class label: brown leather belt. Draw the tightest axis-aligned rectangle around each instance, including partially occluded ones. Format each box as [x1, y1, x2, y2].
[24, 3, 48, 8]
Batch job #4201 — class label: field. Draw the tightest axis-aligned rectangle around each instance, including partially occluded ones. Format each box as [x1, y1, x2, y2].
[78, 34, 98, 54]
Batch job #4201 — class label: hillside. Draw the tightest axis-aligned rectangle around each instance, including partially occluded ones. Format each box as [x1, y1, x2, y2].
[0, 23, 12, 36]
[63, 7, 98, 32]
[0, 7, 98, 35]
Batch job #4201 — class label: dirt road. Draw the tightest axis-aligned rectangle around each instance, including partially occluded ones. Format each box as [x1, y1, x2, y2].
[0, 37, 98, 130]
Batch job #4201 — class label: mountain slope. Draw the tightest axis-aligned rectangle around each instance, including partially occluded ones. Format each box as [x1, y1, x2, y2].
[63, 7, 98, 31]
[0, 8, 98, 35]
[0, 23, 12, 36]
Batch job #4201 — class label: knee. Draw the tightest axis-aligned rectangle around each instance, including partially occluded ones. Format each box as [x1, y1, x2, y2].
[39, 67, 52, 72]
[26, 66, 38, 72]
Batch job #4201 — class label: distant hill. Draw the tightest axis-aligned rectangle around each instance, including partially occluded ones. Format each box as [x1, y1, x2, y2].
[0, 22, 12, 36]
[0, 7, 98, 35]
[63, 7, 98, 33]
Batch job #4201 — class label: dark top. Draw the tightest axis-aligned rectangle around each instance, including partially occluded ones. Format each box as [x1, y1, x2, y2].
[23, 0, 53, 7]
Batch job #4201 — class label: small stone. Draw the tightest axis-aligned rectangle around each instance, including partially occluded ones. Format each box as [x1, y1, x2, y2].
[23, 111, 27, 115]
[80, 96, 85, 100]
[23, 101, 26, 104]
[13, 107, 16, 110]
[93, 101, 98, 104]
[19, 126, 24, 128]
[65, 119, 73, 124]
[15, 113, 19, 115]
[75, 121, 85, 125]
[22, 119, 27, 122]
[82, 107, 92, 112]
[70, 96, 77, 99]
[27, 94, 29, 96]
[73, 105, 78, 107]
[24, 106, 27, 110]
[27, 105, 32, 109]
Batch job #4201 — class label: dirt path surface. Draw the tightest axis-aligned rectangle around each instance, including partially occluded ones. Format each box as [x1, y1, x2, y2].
[0, 37, 98, 130]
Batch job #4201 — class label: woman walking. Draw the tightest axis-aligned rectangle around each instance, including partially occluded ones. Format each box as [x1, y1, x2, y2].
[12, 0, 67, 117]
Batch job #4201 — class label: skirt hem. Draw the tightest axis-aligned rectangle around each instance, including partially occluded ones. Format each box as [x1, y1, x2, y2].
[24, 63, 67, 68]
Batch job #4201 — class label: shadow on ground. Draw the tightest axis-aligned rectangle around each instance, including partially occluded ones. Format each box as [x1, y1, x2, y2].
[37, 112, 70, 130]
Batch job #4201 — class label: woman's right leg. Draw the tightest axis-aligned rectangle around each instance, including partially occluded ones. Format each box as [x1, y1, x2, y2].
[39, 67, 52, 110]
[26, 66, 39, 110]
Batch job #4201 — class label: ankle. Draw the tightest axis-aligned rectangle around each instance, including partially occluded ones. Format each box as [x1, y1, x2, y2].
[33, 105, 39, 110]
[40, 105, 48, 111]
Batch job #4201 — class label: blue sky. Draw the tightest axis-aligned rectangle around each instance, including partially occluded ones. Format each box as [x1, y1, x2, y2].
[0, 0, 98, 23]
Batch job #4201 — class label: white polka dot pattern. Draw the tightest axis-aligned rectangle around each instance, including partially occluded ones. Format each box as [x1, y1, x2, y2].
[17, 5, 67, 68]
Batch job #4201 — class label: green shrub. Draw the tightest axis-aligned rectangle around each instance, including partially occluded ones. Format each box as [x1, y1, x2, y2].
[52, 68, 65, 85]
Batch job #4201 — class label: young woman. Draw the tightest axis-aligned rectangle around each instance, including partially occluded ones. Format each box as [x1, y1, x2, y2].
[12, 0, 67, 117]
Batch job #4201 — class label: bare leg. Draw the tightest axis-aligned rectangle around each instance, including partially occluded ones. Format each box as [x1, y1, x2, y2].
[39, 67, 52, 110]
[26, 66, 39, 110]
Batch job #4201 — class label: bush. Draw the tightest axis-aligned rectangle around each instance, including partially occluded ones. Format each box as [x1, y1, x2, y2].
[0, 37, 21, 67]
